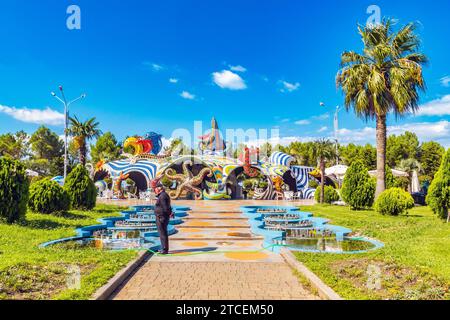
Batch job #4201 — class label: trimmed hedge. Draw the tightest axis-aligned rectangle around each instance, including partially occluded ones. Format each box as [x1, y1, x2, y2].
[375, 188, 414, 216]
[0, 157, 29, 223]
[315, 186, 340, 204]
[341, 161, 375, 210]
[28, 178, 70, 214]
[426, 148, 450, 220]
[64, 165, 97, 210]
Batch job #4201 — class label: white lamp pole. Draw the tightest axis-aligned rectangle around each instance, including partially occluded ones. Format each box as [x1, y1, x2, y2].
[320, 102, 341, 165]
[334, 105, 341, 165]
[51, 86, 86, 179]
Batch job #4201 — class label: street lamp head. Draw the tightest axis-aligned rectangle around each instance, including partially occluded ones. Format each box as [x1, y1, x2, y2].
[320, 102, 325, 107]
[51, 92, 56, 97]
[59, 85, 63, 91]
[81, 93, 87, 99]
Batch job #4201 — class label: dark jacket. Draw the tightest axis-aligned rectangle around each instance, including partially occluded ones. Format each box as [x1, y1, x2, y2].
[154, 190, 172, 217]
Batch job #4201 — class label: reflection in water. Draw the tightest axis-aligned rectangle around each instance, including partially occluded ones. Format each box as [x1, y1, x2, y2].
[273, 237, 375, 253]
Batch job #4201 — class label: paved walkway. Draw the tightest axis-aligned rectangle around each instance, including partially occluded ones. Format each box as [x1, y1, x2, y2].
[108, 200, 319, 300]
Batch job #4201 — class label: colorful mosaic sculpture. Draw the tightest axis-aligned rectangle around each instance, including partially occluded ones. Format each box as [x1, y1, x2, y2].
[164, 160, 213, 200]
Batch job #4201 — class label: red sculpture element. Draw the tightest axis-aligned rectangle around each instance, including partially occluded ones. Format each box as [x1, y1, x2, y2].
[242, 147, 259, 177]
[150, 178, 161, 190]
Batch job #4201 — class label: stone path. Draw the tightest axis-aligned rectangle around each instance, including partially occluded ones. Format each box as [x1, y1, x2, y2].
[109, 200, 319, 300]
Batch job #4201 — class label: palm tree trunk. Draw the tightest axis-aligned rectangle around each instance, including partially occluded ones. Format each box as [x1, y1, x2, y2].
[320, 159, 325, 204]
[79, 140, 87, 166]
[375, 114, 387, 198]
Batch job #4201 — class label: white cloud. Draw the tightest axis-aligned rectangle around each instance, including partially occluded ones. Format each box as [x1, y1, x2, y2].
[212, 70, 247, 90]
[280, 81, 300, 93]
[280, 118, 290, 123]
[295, 119, 311, 125]
[312, 113, 330, 120]
[416, 95, 450, 116]
[229, 65, 247, 73]
[180, 91, 196, 100]
[143, 62, 164, 71]
[318, 126, 328, 133]
[169, 78, 179, 84]
[0, 104, 64, 125]
[247, 121, 450, 149]
[336, 121, 450, 147]
[440, 76, 450, 87]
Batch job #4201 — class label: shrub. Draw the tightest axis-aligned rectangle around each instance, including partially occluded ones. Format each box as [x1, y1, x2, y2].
[394, 176, 410, 191]
[64, 165, 97, 210]
[426, 149, 450, 220]
[308, 179, 319, 189]
[315, 186, 340, 204]
[341, 161, 375, 210]
[0, 158, 29, 223]
[28, 179, 70, 214]
[375, 188, 415, 216]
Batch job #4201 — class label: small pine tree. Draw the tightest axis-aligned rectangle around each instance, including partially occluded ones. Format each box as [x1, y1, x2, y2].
[0, 157, 29, 223]
[341, 160, 375, 210]
[314, 186, 340, 204]
[28, 179, 71, 214]
[426, 149, 450, 220]
[64, 165, 97, 210]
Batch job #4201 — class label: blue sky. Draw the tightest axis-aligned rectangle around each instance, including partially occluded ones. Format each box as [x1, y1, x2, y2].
[0, 0, 449, 147]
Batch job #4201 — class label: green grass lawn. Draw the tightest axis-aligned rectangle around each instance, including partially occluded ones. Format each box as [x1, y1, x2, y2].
[294, 205, 450, 300]
[0, 204, 138, 300]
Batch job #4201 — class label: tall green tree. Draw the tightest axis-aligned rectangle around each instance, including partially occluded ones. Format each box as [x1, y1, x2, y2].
[28, 126, 64, 176]
[386, 131, 419, 167]
[311, 139, 336, 204]
[259, 142, 272, 158]
[90, 132, 121, 164]
[287, 141, 316, 167]
[336, 19, 427, 197]
[68, 116, 102, 166]
[339, 143, 376, 169]
[0, 131, 29, 159]
[419, 141, 444, 179]
[426, 149, 450, 221]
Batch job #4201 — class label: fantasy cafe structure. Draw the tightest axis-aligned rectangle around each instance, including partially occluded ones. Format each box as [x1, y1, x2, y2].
[94, 118, 317, 200]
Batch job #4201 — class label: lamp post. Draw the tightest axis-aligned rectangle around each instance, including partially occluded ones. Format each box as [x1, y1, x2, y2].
[51, 86, 86, 180]
[320, 102, 341, 165]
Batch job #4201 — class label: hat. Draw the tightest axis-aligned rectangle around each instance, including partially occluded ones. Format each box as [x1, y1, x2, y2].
[150, 179, 163, 189]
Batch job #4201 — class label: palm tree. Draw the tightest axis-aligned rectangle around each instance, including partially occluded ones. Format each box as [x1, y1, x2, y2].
[311, 139, 336, 204]
[397, 158, 422, 192]
[336, 19, 427, 198]
[68, 116, 102, 166]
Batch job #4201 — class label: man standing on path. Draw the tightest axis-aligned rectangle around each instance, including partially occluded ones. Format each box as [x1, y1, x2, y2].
[152, 180, 173, 255]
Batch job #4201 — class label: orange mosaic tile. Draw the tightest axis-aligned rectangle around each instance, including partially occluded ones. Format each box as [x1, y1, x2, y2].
[224, 252, 269, 261]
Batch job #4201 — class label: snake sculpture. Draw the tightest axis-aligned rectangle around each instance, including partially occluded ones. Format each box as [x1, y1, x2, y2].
[164, 160, 213, 200]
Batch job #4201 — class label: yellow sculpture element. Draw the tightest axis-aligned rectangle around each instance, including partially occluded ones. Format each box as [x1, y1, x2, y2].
[272, 176, 284, 200]
[124, 137, 143, 156]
